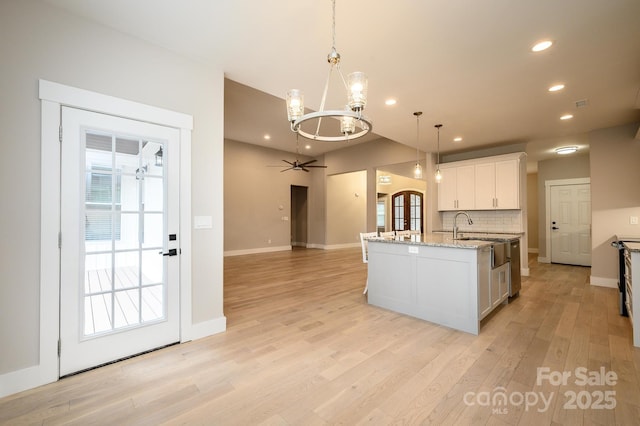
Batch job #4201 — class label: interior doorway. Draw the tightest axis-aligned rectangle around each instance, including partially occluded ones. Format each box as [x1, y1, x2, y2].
[546, 178, 591, 266]
[291, 185, 308, 247]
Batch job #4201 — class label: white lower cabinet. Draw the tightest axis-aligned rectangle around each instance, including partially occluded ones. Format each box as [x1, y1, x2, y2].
[480, 261, 510, 320]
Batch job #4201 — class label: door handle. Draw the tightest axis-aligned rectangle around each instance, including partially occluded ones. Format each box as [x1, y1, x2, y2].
[159, 248, 178, 256]
[552, 226, 559, 230]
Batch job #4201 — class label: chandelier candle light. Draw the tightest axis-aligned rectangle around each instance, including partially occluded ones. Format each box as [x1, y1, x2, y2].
[286, 0, 372, 142]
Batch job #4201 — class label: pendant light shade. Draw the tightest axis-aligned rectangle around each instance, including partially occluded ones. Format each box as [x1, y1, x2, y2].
[413, 112, 423, 179]
[434, 124, 442, 183]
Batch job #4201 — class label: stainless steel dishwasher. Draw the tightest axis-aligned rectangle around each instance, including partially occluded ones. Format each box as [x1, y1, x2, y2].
[507, 239, 521, 297]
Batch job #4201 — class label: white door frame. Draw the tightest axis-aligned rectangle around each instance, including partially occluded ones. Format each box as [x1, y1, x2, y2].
[543, 177, 590, 264]
[39, 80, 193, 384]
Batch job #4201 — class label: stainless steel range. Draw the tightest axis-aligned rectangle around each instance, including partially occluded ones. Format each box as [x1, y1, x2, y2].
[612, 235, 640, 316]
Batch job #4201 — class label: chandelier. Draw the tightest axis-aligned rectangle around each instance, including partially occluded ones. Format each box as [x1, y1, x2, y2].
[286, 0, 372, 142]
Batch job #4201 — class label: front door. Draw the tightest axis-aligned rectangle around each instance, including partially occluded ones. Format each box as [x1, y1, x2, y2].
[59, 107, 180, 376]
[550, 183, 591, 266]
[392, 191, 423, 232]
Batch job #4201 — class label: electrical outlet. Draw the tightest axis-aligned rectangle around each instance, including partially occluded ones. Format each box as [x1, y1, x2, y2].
[631, 216, 638, 225]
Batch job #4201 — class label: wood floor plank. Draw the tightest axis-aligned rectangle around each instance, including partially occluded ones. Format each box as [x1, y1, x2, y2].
[1, 247, 639, 425]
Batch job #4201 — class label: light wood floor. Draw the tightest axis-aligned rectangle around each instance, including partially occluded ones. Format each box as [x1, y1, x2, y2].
[2, 248, 640, 425]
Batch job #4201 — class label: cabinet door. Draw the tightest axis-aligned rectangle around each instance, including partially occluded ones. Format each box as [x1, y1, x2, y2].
[478, 248, 492, 319]
[456, 165, 476, 210]
[437, 167, 458, 211]
[500, 262, 510, 300]
[474, 163, 496, 210]
[495, 160, 519, 209]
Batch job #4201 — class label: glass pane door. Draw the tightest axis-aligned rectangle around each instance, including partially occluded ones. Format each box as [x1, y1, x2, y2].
[83, 132, 166, 337]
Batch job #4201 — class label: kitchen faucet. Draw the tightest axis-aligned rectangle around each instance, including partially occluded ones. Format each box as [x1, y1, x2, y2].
[453, 211, 473, 240]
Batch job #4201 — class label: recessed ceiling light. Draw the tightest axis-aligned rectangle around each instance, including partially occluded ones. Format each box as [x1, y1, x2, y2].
[555, 146, 578, 155]
[385, 99, 397, 106]
[305, 144, 311, 150]
[548, 84, 565, 92]
[532, 40, 553, 52]
[263, 134, 271, 140]
[560, 114, 573, 120]
[453, 137, 463, 142]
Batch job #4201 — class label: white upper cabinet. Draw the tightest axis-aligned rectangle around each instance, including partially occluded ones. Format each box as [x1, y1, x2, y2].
[437, 153, 524, 211]
[475, 159, 519, 210]
[438, 164, 475, 210]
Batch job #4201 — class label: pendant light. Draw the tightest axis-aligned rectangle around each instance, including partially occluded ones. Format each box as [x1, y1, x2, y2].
[434, 124, 442, 183]
[413, 112, 423, 179]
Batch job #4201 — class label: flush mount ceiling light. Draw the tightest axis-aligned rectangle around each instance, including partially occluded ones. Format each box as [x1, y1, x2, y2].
[435, 124, 443, 183]
[378, 175, 392, 185]
[548, 84, 565, 92]
[413, 112, 423, 179]
[532, 40, 553, 52]
[286, 0, 372, 142]
[555, 146, 578, 155]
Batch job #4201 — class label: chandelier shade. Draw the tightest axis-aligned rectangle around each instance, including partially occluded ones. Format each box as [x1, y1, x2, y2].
[286, 0, 372, 142]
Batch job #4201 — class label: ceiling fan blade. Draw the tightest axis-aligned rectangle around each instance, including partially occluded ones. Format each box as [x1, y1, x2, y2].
[301, 167, 310, 172]
[280, 167, 294, 172]
[299, 159, 317, 167]
[282, 160, 295, 166]
[306, 165, 328, 168]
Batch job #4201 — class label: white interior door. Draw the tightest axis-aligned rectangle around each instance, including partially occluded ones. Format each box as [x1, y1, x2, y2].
[550, 183, 591, 266]
[60, 107, 180, 376]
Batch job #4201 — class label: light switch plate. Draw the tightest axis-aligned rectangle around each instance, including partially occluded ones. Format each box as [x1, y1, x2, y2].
[194, 215, 213, 229]
[408, 246, 419, 254]
[631, 216, 638, 225]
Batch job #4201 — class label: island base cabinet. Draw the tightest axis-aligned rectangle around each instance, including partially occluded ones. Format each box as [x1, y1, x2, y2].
[367, 241, 484, 335]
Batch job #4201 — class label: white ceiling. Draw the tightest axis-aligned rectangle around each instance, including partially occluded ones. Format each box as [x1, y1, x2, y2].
[44, 0, 640, 170]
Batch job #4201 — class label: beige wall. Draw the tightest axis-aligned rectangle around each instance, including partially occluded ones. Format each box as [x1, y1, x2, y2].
[224, 139, 314, 252]
[537, 154, 591, 259]
[590, 122, 640, 281]
[326, 171, 368, 245]
[527, 173, 539, 252]
[0, 0, 224, 378]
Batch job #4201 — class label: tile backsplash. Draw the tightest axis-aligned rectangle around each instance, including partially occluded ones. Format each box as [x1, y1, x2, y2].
[441, 210, 523, 233]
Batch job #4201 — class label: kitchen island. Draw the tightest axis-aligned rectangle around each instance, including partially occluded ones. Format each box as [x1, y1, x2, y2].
[366, 233, 519, 334]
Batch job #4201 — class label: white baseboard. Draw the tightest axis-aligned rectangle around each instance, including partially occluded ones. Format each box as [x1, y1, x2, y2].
[184, 316, 227, 342]
[590, 276, 618, 289]
[224, 245, 291, 256]
[521, 267, 530, 277]
[538, 256, 550, 263]
[0, 363, 56, 399]
[528, 248, 539, 254]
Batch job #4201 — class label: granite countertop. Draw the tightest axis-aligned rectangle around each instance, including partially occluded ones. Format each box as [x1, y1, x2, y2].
[431, 231, 521, 242]
[366, 233, 495, 250]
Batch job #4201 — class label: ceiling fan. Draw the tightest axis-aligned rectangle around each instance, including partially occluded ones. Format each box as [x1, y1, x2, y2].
[268, 134, 328, 172]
